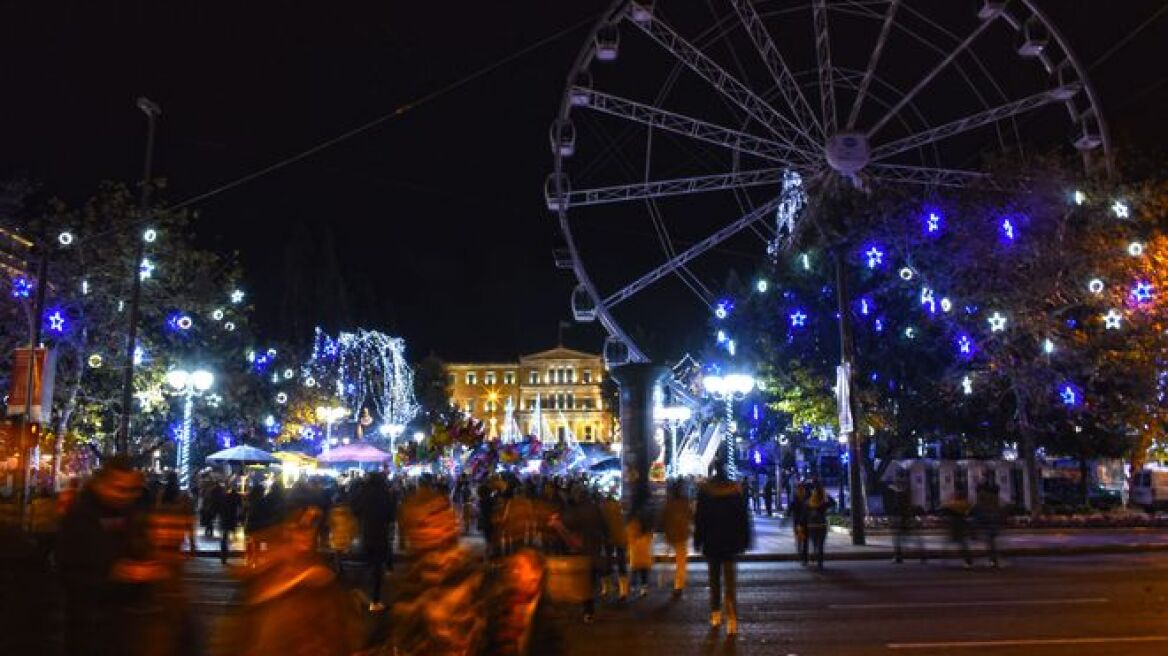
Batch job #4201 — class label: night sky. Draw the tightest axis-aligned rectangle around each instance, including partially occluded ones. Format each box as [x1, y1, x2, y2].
[2, 1, 1166, 363]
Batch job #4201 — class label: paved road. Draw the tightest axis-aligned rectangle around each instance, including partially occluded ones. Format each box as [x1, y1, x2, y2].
[15, 550, 1168, 655]
[169, 551, 1168, 656]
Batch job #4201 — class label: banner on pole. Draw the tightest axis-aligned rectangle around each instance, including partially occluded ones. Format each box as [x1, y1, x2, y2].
[835, 363, 853, 435]
[7, 347, 56, 423]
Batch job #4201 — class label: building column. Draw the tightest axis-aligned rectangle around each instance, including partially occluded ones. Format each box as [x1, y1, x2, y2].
[610, 363, 669, 517]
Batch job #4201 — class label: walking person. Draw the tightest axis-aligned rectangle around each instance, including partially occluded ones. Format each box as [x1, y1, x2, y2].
[943, 497, 975, 569]
[599, 491, 628, 600]
[694, 460, 752, 636]
[660, 481, 692, 597]
[626, 510, 654, 598]
[763, 475, 776, 517]
[789, 481, 810, 565]
[805, 479, 835, 570]
[974, 473, 1004, 568]
[890, 479, 925, 564]
[352, 471, 396, 611]
[216, 482, 242, 565]
[558, 485, 608, 623]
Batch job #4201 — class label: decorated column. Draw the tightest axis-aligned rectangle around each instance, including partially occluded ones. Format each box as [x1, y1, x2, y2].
[610, 363, 669, 517]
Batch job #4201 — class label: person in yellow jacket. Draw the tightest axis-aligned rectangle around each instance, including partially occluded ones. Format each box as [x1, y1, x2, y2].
[626, 511, 654, 598]
[659, 482, 692, 597]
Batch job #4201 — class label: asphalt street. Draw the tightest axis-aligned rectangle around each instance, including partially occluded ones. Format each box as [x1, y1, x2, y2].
[155, 551, 1168, 656]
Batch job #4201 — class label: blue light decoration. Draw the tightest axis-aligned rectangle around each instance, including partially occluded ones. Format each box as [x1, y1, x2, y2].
[1131, 281, 1154, 303]
[755, 279, 769, 293]
[45, 309, 66, 333]
[753, 449, 762, 465]
[789, 309, 807, 327]
[1000, 217, 1016, 242]
[727, 339, 736, 357]
[874, 318, 884, 332]
[300, 426, 321, 441]
[956, 334, 974, 357]
[716, 329, 727, 344]
[11, 277, 32, 299]
[860, 297, 872, 316]
[714, 299, 732, 320]
[1059, 383, 1080, 407]
[133, 346, 146, 365]
[924, 210, 943, 234]
[864, 244, 884, 269]
[920, 287, 936, 314]
[167, 312, 193, 332]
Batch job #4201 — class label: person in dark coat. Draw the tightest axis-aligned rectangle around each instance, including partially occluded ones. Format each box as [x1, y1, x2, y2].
[805, 479, 835, 570]
[558, 485, 608, 623]
[215, 483, 242, 565]
[56, 456, 146, 656]
[352, 471, 397, 611]
[974, 473, 1004, 567]
[890, 479, 925, 564]
[694, 460, 751, 635]
[789, 482, 810, 564]
[763, 475, 776, 517]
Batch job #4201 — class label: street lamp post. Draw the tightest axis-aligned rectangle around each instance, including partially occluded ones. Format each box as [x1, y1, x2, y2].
[379, 423, 405, 461]
[316, 405, 348, 455]
[117, 97, 162, 455]
[165, 368, 213, 490]
[702, 373, 755, 480]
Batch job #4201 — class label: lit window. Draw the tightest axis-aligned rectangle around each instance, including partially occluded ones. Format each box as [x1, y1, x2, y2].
[530, 371, 540, 385]
[466, 399, 475, 413]
[447, 373, 457, 386]
[582, 370, 592, 384]
[504, 371, 515, 385]
[485, 371, 496, 385]
[466, 372, 477, 385]
[567, 393, 575, 409]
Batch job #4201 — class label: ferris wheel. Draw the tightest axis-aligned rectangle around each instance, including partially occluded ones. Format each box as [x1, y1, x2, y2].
[547, 0, 1110, 367]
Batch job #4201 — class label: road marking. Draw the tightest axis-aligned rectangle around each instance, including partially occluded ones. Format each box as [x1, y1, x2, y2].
[887, 636, 1168, 650]
[832, 597, 1108, 610]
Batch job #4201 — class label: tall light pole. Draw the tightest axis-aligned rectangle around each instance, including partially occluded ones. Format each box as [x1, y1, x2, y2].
[165, 368, 213, 490]
[702, 373, 755, 479]
[117, 97, 161, 455]
[316, 405, 348, 454]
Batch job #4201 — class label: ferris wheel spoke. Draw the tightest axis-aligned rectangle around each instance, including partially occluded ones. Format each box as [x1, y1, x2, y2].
[728, 0, 823, 139]
[845, 0, 899, 130]
[602, 197, 781, 310]
[625, 4, 818, 152]
[869, 86, 1079, 161]
[812, 0, 838, 135]
[578, 89, 817, 165]
[867, 14, 997, 139]
[565, 168, 786, 207]
[864, 163, 991, 188]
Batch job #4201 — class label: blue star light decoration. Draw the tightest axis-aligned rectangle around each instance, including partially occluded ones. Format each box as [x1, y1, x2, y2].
[1132, 281, 1154, 303]
[1103, 309, 1123, 330]
[956, 334, 974, 357]
[864, 245, 884, 269]
[1060, 384, 1079, 407]
[789, 310, 807, 328]
[926, 211, 942, 234]
[1000, 218, 1015, 241]
[46, 310, 66, 333]
[11, 277, 32, 299]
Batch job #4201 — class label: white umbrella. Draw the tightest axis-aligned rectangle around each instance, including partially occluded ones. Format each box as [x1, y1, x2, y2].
[205, 445, 278, 464]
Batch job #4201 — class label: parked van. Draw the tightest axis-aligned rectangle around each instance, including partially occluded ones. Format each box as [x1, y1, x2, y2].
[1131, 469, 1168, 512]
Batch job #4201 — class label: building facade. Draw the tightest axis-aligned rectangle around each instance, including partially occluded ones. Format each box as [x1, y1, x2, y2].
[444, 347, 614, 443]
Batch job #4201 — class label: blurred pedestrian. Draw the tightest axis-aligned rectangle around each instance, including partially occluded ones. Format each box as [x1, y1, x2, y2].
[487, 549, 564, 656]
[393, 487, 487, 655]
[558, 485, 607, 623]
[626, 510, 654, 598]
[789, 482, 810, 565]
[216, 483, 242, 565]
[943, 497, 975, 569]
[890, 479, 925, 564]
[805, 479, 835, 570]
[127, 507, 199, 656]
[694, 460, 751, 635]
[352, 471, 396, 611]
[599, 491, 628, 600]
[660, 481, 692, 597]
[974, 473, 1004, 568]
[155, 472, 195, 556]
[56, 456, 146, 655]
[763, 475, 776, 517]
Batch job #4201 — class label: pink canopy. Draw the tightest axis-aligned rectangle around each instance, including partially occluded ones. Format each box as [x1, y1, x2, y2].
[317, 442, 393, 464]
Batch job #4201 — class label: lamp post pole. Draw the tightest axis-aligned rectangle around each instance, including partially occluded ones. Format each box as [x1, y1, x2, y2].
[117, 98, 161, 455]
[167, 368, 213, 490]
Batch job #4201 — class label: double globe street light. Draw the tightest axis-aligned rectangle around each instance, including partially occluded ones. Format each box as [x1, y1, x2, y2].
[315, 405, 348, 455]
[165, 368, 214, 490]
[702, 373, 756, 479]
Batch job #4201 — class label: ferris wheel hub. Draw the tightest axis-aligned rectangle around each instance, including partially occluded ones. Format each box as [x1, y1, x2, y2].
[825, 132, 870, 175]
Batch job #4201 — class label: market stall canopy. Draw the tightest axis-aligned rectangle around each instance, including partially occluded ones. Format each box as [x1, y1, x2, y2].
[206, 445, 278, 464]
[272, 451, 317, 466]
[317, 443, 393, 464]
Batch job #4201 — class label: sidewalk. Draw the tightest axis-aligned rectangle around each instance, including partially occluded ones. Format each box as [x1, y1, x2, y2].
[189, 515, 1168, 562]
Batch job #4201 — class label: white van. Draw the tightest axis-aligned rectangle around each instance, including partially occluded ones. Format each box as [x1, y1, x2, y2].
[1131, 469, 1168, 512]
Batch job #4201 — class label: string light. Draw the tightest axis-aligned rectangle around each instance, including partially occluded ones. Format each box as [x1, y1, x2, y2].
[962, 376, 973, 395]
[1111, 200, 1130, 219]
[864, 245, 884, 269]
[1073, 190, 1086, 206]
[1088, 278, 1105, 294]
[1128, 242, 1144, 257]
[143, 228, 158, 243]
[789, 310, 807, 327]
[800, 253, 811, 270]
[305, 327, 418, 427]
[58, 231, 74, 246]
[899, 267, 914, 281]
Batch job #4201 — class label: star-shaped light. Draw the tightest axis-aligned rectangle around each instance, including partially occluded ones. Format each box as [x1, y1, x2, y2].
[926, 212, 941, 233]
[47, 310, 65, 332]
[1001, 218, 1015, 241]
[1103, 309, 1123, 330]
[789, 310, 807, 327]
[1111, 200, 1130, 219]
[139, 258, 155, 280]
[1060, 385, 1077, 406]
[962, 376, 973, 396]
[1132, 281, 1154, 303]
[987, 311, 1007, 332]
[230, 289, 245, 304]
[957, 335, 973, 355]
[864, 246, 884, 269]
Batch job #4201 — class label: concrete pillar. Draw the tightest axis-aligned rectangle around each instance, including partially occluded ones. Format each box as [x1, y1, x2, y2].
[610, 363, 669, 517]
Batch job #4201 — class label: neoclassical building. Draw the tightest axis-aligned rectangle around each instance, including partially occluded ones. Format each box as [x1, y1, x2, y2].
[444, 347, 615, 443]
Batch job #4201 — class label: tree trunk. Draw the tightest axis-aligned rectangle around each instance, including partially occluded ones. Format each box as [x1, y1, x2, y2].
[1014, 388, 1042, 518]
[51, 334, 86, 489]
